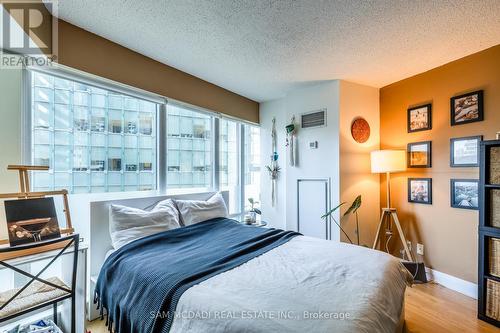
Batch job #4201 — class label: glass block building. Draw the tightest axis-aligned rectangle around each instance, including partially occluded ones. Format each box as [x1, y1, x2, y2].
[31, 72, 157, 193]
[166, 104, 212, 189]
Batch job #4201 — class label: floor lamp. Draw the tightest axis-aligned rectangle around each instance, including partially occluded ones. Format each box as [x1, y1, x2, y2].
[371, 150, 414, 262]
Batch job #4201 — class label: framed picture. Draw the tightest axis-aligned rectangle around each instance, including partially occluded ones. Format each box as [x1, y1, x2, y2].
[407, 104, 432, 133]
[450, 135, 483, 167]
[450, 179, 479, 210]
[407, 141, 432, 168]
[408, 178, 432, 204]
[4, 197, 61, 247]
[450, 90, 483, 126]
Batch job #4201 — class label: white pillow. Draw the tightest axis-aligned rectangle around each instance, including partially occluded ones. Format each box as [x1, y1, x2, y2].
[174, 192, 228, 226]
[109, 199, 180, 249]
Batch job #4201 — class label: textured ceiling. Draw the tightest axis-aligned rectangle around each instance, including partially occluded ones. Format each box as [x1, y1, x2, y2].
[55, 0, 500, 102]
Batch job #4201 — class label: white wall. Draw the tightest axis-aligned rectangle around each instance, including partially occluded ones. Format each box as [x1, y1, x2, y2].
[260, 80, 380, 244]
[284, 81, 341, 238]
[260, 81, 341, 239]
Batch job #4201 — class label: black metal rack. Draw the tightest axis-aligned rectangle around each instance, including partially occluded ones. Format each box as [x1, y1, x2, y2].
[478, 140, 500, 327]
[0, 234, 79, 333]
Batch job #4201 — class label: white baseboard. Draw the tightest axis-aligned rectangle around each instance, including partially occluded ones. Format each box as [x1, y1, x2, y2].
[425, 268, 478, 299]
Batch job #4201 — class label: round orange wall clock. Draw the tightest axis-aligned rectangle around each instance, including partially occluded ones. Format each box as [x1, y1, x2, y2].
[351, 118, 370, 143]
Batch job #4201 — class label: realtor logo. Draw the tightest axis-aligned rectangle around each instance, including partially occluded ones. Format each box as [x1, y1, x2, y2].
[1, 0, 58, 68]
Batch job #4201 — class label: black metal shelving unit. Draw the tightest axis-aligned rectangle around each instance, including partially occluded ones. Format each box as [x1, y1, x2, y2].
[0, 234, 79, 333]
[478, 140, 500, 328]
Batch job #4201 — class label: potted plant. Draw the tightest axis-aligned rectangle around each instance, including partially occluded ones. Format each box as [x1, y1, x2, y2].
[265, 164, 281, 180]
[321, 195, 363, 245]
[266, 164, 281, 207]
[247, 198, 261, 223]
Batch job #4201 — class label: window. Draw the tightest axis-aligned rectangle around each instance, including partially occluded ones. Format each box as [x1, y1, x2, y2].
[244, 124, 261, 208]
[28, 69, 261, 214]
[31, 71, 158, 193]
[219, 118, 240, 214]
[166, 103, 212, 190]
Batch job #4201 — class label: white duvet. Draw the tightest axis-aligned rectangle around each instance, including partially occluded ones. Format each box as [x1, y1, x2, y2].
[169, 236, 411, 333]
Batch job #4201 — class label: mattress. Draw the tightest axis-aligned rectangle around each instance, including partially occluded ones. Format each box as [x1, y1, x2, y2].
[170, 236, 411, 333]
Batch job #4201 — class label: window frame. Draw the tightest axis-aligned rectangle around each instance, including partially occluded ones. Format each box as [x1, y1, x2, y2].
[23, 65, 260, 215]
[242, 123, 261, 214]
[216, 117, 243, 215]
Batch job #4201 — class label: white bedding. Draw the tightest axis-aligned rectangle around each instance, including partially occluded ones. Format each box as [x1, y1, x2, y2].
[170, 236, 411, 333]
[109, 199, 180, 249]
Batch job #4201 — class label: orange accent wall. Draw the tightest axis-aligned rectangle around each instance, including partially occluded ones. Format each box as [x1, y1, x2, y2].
[380, 45, 500, 283]
[56, 20, 259, 123]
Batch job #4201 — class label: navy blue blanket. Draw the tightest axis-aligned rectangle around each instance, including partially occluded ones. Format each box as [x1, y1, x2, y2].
[94, 218, 300, 333]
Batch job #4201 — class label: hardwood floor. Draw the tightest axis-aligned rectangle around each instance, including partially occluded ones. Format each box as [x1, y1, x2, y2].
[405, 283, 497, 333]
[87, 282, 498, 333]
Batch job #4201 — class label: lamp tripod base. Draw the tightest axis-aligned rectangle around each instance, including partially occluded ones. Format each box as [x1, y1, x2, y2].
[372, 208, 413, 262]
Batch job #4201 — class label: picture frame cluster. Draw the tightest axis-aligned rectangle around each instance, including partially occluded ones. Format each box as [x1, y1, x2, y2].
[405, 90, 483, 209]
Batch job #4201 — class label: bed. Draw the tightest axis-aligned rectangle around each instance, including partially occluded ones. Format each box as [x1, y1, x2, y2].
[89, 192, 410, 333]
[169, 235, 409, 333]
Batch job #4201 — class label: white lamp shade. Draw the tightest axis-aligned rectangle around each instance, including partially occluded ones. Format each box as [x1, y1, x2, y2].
[371, 150, 406, 173]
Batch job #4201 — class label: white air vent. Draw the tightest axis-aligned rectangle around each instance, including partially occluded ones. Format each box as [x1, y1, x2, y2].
[301, 109, 326, 129]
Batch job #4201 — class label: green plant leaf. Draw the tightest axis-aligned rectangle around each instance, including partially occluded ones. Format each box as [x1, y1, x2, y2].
[266, 165, 281, 173]
[321, 202, 346, 219]
[343, 195, 362, 217]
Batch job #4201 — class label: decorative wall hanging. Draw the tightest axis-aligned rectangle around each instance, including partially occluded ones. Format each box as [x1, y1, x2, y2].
[286, 115, 298, 167]
[268, 117, 280, 207]
[271, 117, 277, 157]
[407, 104, 432, 133]
[266, 163, 281, 208]
[351, 117, 370, 143]
[450, 90, 484, 126]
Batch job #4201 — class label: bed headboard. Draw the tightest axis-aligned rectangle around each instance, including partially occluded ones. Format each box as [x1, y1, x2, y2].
[87, 191, 229, 320]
